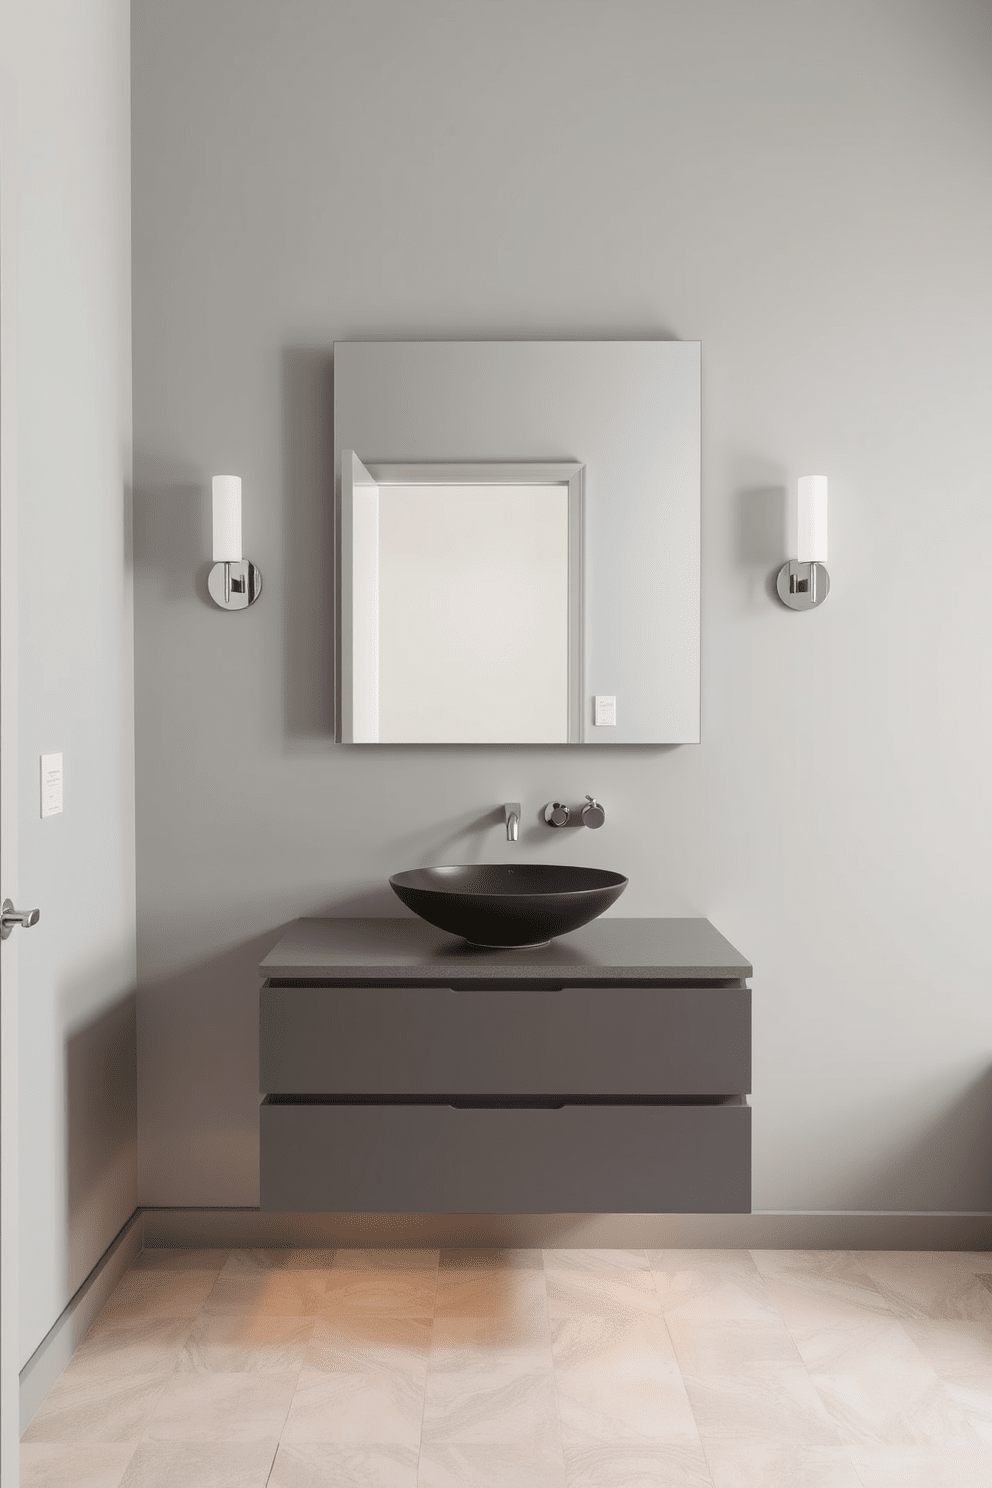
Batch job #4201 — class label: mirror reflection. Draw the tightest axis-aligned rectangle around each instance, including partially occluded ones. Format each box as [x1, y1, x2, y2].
[342, 458, 583, 744]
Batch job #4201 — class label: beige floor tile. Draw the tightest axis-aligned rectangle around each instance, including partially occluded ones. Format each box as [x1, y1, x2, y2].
[667, 1317, 802, 1376]
[683, 1361, 840, 1445]
[420, 1440, 567, 1487]
[651, 1251, 780, 1326]
[808, 1364, 979, 1449]
[902, 1319, 992, 1441]
[22, 1372, 169, 1444]
[430, 1312, 552, 1370]
[269, 1442, 419, 1487]
[118, 1440, 278, 1487]
[20, 1442, 136, 1488]
[333, 1247, 440, 1270]
[702, 1439, 862, 1487]
[421, 1360, 560, 1448]
[201, 1273, 326, 1318]
[563, 1441, 713, 1487]
[543, 1249, 650, 1274]
[553, 1314, 693, 1446]
[551, 1313, 678, 1376]
[280, 1367, 425, 1446]
[220, 1249, 336, 1275]
[434, 1265, 548, 1320]
[100, 1270, 219, 1320]
[752, 1251, 894, 1329]
[902, 1317, 992, 1379]
[439, 1247, 545, 1272]
[305, 1314, 431, 1377]
[846, 1443, 992, 1487]
[318, 1267, 437, 1318]
[63, 1317, 192, 1382]
[855, 1252, 992, 1322]
[175, 1313, 314, 1373]
[131, 1249, 228, 1273]
[556, 1352, 697, 1447]
[548, 1268, 662, 1319]
[142, 1371, 297, 1442]
[788, 1316, 928, 1377]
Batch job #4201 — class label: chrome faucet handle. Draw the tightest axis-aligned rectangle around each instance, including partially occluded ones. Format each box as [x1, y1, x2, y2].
[581, 795, 606, 829]
[504, 803, 521, 842]
[544, 802, 571, 828]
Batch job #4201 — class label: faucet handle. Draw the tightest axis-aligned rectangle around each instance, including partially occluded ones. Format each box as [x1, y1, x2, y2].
[544, 801, 571, 828]
[581, 795, 606, 829]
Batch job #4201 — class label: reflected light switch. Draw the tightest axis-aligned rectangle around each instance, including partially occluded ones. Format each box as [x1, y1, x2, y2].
[594, 696, 617, 727]
[41, 752, 63, 817]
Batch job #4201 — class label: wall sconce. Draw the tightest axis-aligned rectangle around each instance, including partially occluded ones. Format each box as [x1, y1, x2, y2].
[207, 475, 262, 609]
[777, 476, 829, 610]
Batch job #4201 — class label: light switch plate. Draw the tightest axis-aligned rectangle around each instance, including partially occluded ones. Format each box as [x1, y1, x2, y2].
[595, 696, 617, 727]
[41, 753, 63, 817]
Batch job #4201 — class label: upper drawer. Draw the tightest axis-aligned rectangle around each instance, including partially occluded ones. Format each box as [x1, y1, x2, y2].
[259, 983, 750, 1096]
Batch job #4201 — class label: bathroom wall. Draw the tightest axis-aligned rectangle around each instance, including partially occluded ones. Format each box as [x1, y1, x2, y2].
[132, 0, 992, 1218]
[4, 0, 137, 1362]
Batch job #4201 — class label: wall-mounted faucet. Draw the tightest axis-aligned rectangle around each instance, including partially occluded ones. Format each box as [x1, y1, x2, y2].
[504, 803, 521, 842]
[543, 796, 607, 828]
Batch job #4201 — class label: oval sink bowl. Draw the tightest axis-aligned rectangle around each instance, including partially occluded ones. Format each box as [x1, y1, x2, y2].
[389, 863, 628, 948]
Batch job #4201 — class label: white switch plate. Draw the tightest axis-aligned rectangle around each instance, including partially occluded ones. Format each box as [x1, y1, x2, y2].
[41, 753, 63, 817]
[594, 695, 617, 727]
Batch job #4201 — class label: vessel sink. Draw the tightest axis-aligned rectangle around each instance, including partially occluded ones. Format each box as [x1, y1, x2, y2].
[388, 863, 628, 948]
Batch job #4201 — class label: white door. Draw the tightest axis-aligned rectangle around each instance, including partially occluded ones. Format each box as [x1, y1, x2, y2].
[1, 76, 23, 1485]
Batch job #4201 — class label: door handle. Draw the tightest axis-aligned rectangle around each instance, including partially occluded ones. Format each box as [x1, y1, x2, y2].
[1, 899, 40, 940]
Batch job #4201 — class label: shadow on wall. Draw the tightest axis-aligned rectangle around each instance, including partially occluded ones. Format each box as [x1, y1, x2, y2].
[735, 484, 787, 604]
[131, 476, 209, 604]
[65, 988, 138, 1295]
[281, 348, 335, 743]
[840, 1065, 992, 1213]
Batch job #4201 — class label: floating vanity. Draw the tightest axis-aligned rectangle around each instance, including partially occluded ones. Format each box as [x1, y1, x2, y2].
[258, 917, 751, 1215]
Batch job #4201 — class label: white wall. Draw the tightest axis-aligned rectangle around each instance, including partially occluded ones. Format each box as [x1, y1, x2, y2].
[3, 0, 136, 1364]
[132, 0, 992, 1219]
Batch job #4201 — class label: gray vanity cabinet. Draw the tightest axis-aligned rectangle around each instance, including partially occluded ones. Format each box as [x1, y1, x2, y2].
[257, 917, 752, 1215]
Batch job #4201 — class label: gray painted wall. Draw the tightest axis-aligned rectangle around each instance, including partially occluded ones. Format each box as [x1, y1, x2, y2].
[5, 0, 136, 1364]
[132, 0, 992, 1215]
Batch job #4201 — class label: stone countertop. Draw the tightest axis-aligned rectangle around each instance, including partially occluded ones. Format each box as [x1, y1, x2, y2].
[259, 917, 752, 982]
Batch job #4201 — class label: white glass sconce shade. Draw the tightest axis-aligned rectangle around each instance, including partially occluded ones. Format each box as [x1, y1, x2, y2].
[208, 474, 262, 609]
[212, 475, 243, 562]
[777, 475, 829, 610]
[797, 476, 828, 563]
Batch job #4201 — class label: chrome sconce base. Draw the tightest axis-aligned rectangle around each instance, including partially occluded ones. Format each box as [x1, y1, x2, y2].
[776, 559, 829, 611]
[208, 559, 262, 610]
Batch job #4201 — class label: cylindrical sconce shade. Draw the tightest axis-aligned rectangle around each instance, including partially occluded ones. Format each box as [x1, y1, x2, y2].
[797, 476, 828, 563]
[212, 475, 243, 562]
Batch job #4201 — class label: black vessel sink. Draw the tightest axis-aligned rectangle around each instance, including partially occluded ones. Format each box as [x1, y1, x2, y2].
[388, 863, 628, 948]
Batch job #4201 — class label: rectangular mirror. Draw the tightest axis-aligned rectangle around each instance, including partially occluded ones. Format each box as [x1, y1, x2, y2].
[335, 341, 700, 745]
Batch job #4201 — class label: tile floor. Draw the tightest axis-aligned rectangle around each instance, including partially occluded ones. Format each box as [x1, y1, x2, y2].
[20, 1246, 992, 1487]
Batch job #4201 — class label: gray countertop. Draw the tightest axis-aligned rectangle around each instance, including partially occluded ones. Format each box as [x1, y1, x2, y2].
[259, 917, 752, 982]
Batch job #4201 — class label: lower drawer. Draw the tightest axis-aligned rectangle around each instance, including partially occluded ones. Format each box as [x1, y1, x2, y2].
[259, 1099, 750, 1214]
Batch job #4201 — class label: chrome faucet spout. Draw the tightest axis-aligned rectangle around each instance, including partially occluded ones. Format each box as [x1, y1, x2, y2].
[504, 803, 521, 842]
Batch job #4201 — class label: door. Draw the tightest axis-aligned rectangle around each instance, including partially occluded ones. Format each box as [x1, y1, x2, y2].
[1, 69, 22, 1485]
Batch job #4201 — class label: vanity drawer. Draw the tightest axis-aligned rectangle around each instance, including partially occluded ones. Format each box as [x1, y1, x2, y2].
[259, 1098, 751, 1213]
[259, 983, 750, 1097]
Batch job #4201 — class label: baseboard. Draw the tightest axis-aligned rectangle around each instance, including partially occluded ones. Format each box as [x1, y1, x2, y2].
[19, 1208, 143, 1435]
[140, 1207, 992, 1252]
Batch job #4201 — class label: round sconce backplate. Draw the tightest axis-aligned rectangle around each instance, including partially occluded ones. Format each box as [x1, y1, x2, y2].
[776, 560, 829, 611]
[208, 560, 262, 610]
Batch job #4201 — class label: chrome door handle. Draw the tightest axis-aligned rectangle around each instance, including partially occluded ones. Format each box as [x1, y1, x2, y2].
[1, 899, 40, 940]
